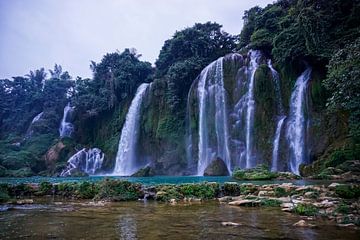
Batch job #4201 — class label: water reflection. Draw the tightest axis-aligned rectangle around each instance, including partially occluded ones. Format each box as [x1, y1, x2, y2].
[0, 201, 358, 240]
[118, 215, 137, 240]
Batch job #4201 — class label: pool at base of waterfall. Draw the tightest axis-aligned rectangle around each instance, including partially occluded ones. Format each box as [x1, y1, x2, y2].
[0, 200, 358, 240]
[0, 175, 339, 186]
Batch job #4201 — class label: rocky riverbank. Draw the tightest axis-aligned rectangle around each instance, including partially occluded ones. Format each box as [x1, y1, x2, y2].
[0, 178, 359, 227]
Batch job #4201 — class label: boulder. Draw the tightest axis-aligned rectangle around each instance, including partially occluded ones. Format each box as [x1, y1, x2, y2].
[131, 166, 155, 177]
[203, 158, 229, 176]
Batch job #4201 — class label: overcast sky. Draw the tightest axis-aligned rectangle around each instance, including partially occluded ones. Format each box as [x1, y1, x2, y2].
[0, 0, 273, 79]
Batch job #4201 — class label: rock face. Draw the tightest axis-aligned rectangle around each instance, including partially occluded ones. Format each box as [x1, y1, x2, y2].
[43, 141, 66, 170]
[203, 158, 229, 176]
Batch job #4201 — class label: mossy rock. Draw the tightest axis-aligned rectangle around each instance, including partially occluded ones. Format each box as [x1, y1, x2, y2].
[223, 182, 241, 196]
[131, 166, 155, 177]
[95, 179, 142, 201]
[203, 158, 229, 176]
[293, 204, 318, 216]
[335, 185, 360, 199]
[233, 164, 277, 180]
[179, 183, 219, 199]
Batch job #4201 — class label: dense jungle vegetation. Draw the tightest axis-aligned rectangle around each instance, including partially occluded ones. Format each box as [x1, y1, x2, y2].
[0, 0, 359, 177]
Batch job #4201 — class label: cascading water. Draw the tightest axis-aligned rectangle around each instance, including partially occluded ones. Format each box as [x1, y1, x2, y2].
[268, 60, 286, 172]
[196, 56, 231, 176]
[271, 116, 286, 171]
[31, 112, 44, 124]
[25, 112, 43, 138]
[245, 50, 261, 168]
[59, 103, 74, 138]
[61, 148, 104, 176]
[113, 83, 150, 176]
[287, 67, 312, 174]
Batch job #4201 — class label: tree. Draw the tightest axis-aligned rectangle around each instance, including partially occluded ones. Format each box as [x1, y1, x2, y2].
[324, 38, 360, 140]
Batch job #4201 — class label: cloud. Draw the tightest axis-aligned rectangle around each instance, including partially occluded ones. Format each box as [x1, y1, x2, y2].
[0, 0, 273, 79]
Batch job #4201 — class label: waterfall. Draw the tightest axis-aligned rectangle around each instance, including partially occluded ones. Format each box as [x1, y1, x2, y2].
[268, 60, 286, 172]
[287, 67, 312, 174]
[61, 148, 104, 176]
[271, 116, 286, 171]
[31, 112, 43, 124]
[113, 83, 150, 176]
[196, 56, 231, 176]
[267, 60, 284, 115]
[25, 112, 43, 138]
[245, 50, 261, 168]
[59, 103, 74, 138]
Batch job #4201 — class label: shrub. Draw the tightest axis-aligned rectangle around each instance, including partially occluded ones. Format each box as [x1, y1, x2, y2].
[274, 187, 288, 197]
[39, 181, 53, 195]
[223, 182, 241, 196]
[179, 183, 219, 199]
[336, 202, 350, 214]
[233, 164, 277, 180]
[78, 181, 98, 199]
[260, 199, 282, 207]
[335, 185, 360, 199]
[294, 204, 318, 216]
[0, 184, 10, 203]
[96, 179, 141, 201]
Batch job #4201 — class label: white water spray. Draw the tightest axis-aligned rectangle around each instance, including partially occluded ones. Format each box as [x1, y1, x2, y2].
[113, 83, 150, 176]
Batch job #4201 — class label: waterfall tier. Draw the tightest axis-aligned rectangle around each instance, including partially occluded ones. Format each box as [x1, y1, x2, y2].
[59, 103, 74, 138]
[113, 83, 150, 176]
[61, 148, 104, 176]
[287, 67, 312, 174]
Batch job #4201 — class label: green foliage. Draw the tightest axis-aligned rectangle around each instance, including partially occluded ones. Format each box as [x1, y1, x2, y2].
[233, 165, 277, 180]
[155, 186, 183, 202]
[294, 204, 318, 216]
[39, 181, 53, 195]
[324, 38, 360, 141]
[260, 198, 282, 207]
[56, 182, 78, 197]
[156, 22, 237, 77]
[96, 179, 141, 201]
[223, 182, 241, 196]
[78, 181, 98, 199]
[179, 183, 219, 199]
[335, 185, 360, 199]
[325, 149, 356, 168]
[336, 202, 350, 214]
[274, 187, 288, 197]
[0, 184, 10, 203]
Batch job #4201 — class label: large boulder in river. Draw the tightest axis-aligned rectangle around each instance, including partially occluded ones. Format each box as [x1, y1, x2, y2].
[204, 158, 229, 176]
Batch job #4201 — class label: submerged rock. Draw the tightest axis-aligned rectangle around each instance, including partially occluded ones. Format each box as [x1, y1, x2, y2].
[203, 158, 229, 176]
[293, 220, 316, 228]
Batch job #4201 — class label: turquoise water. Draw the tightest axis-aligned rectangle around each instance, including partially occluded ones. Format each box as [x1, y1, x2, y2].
[0, 175, 334, 186]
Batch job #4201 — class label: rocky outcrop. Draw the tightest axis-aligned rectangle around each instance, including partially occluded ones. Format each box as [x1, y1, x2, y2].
[204, 158, 229, 176]
[131, 166, 155, 177]
[43, 141, 66, 171]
